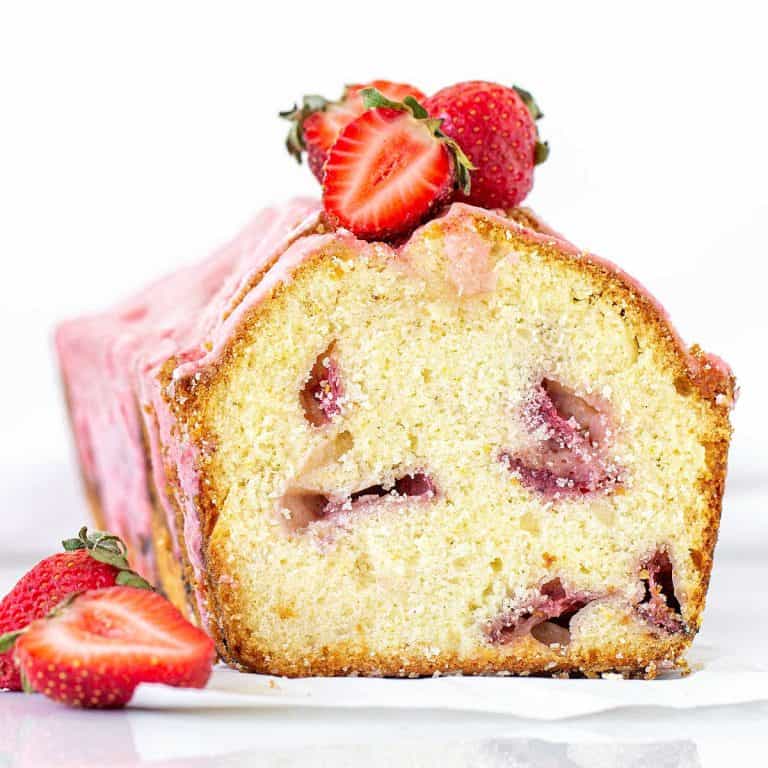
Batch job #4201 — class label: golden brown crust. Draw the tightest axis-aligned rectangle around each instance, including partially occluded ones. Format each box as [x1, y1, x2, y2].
[213, 603, 691, 680]
[506, 207, 551, 235]
[160, 212, 734, 678]
[148, 495, 190, 617]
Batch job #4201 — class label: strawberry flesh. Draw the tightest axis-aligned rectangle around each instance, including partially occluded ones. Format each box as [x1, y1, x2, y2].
[300, 346, 344, 426]
[303, 103, 360, 182]
[323, 107, 453, 240]
[277, 472, 437, 534]
[13, 587, 215, 708]
[500, 379, 621, 498]
[486, 578, 595, 646]
[286, 80, 426, 182]
[637, 551, 686, 633]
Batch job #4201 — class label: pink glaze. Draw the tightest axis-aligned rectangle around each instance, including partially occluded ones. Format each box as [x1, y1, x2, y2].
[56, 198, 322, 599]
[57, 197, 732, 636]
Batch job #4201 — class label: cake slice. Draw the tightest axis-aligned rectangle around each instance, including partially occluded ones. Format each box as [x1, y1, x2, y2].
[56, 199, 735, 678]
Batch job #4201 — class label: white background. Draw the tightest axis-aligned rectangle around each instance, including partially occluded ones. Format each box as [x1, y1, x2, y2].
[0, 2, 766, 765]
[1, 0, 765, 557]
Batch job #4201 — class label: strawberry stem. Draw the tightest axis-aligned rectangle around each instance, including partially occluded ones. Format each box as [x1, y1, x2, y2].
[61, 527, 152, 590]
[116, 570, 152, 589]
[359, 88, 475, 195]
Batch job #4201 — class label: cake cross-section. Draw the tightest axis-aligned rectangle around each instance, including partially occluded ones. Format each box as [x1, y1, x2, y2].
[56, 199, 735, 678]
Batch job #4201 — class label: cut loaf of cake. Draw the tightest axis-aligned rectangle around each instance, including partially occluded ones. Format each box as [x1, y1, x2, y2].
[56, 199, 735, 678]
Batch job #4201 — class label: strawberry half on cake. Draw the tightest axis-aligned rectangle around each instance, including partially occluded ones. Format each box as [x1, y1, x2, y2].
[55, 81, 735, 679]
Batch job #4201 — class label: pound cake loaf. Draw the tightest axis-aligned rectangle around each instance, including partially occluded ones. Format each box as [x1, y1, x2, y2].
[56, 198, 735, 679]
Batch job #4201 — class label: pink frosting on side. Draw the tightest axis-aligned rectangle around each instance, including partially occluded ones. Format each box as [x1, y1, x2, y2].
[147, 229, 343, 625]
[56, 198, 321, 600]
[57, 197, 732, 635]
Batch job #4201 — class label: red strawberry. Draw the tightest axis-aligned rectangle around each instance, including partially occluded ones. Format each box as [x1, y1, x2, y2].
[281, 80, 427, 182]
[9, 587, 214, 708]
[0, 527, 150, 691]
[424, 81, 548, 209]
[322, 88, 474, 240]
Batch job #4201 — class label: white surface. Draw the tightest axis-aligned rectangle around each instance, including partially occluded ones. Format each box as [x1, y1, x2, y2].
[133, 646, 768, 718]
[1, 2, 767, 766]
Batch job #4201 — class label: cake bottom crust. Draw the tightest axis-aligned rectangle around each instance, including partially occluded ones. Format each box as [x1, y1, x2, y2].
[223, 636, 690, 680]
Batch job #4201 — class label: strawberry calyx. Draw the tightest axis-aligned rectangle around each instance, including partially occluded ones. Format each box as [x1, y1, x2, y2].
[62, 526, 149, 580]
[62, 526, 152, 587]
[0, 628, 23, 653]
[280, 93, 333, 163]
[511, 84, 549, 167]
[512, 85, 544, 121]
[359, 88, 475, 195]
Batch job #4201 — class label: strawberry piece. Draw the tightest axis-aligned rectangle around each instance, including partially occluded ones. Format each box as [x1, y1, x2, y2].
[300, 345, 344, 426]
[322, 89, 473, 240]
[281, 80, 427, 182]
[485, 577, 595, 646]
[637, 551, 686, 634]
[10, 587, 214, 708]
[0, 527, 150, 691]
[499, 379, 621, 498]
[425, 81, 548, 209]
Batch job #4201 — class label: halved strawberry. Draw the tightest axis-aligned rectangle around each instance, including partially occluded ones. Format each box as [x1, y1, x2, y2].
[7, 587, 215, 708]
[281, 80, 427, 182]
[0, 527, 150, 691]
[322, 89, 474, 240]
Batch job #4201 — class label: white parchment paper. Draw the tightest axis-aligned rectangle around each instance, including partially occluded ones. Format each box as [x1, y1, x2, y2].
[130, 645, 768, 719]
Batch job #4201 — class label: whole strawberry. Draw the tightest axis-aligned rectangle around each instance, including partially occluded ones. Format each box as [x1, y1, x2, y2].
[10, 587, 214, 708]
[0, 527, 150, 691]
[281, 80, 427, 182]
[425, 81, 548, 209]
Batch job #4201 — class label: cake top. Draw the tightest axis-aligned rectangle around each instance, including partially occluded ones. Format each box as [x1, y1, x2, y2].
[59, 196, 732, 402]
[62, 77, 735, 397]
